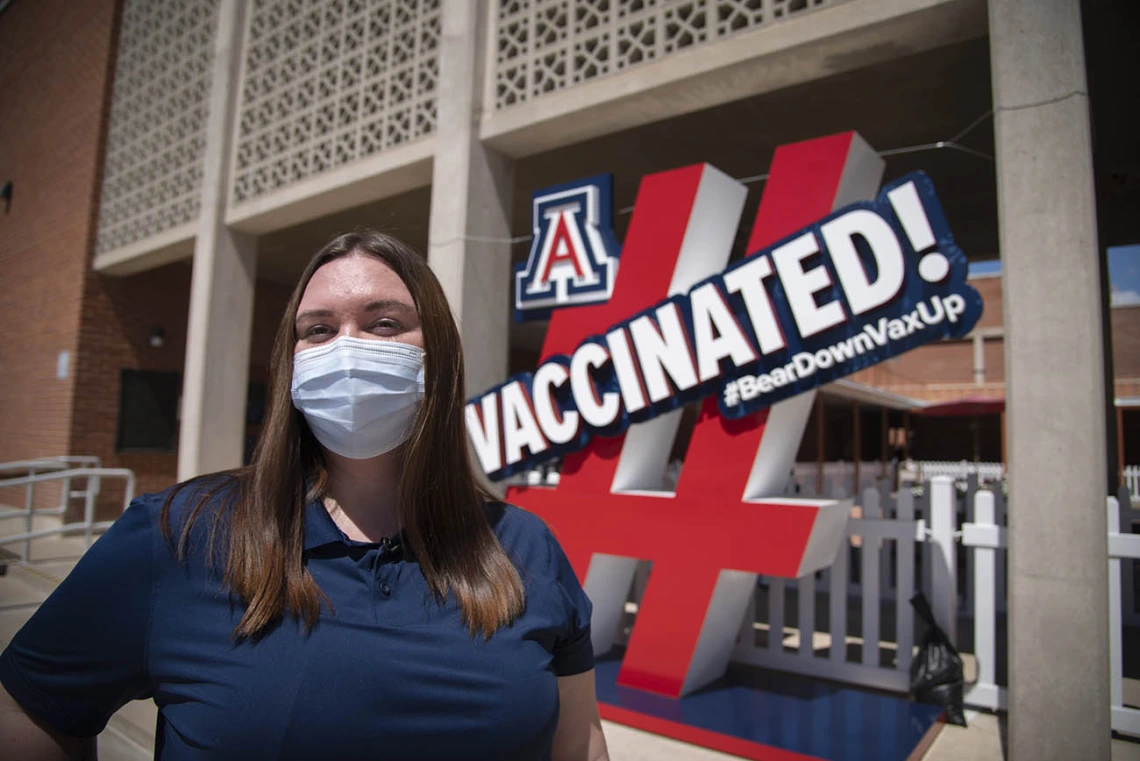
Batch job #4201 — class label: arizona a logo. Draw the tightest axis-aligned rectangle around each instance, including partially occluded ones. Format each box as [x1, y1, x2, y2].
[514, 175, 621, 321]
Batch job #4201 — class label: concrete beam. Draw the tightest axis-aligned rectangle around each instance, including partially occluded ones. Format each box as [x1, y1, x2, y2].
[990, 0, 1111, 757]
[91, 222, 196, 276]
[225, 139, 435, 235]
[480, 0, 986, 158]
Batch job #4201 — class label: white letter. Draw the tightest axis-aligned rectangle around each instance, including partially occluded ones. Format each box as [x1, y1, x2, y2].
[793, 352, 816, 377]
[917, 296, 944, 325]
[629, 303, 699, 404]
[864, 318, 889, 346]
[821, 209, 905, 316]
[465, 394, 502, 475]
[570, 343, 621, 428]
[943, 294, 966, 323]
[689, 282, 758, 382]
[722, 256, 786, 354]
[501, 380, 548, 467]
[887, 181, 937, 252]
[605, 327, 647, 414]
[771, 232, 847, 339]
[828, 337, 858, 363]
[532, 363, 579, 445]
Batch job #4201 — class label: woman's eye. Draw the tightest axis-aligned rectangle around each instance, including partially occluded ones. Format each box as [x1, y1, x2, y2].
[302, 325, 333, 339]
[371, 319, 401, 332]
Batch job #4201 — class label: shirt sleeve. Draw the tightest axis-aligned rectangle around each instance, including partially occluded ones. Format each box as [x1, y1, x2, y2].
[0, 495, 157, 737]
[543, 526, 595, 678]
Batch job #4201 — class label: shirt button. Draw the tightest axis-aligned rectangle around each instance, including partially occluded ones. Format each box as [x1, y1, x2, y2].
[380, 581, 392, 597]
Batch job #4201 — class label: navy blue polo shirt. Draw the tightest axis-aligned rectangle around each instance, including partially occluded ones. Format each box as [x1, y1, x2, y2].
[0, 485, 594, 759]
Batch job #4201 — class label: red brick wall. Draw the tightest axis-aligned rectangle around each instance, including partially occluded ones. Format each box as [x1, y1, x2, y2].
[0, 0, 119, 510]
[69, 267, 294, 517]
[69, 263, 193, 512]
[1112, 305, 1140, 379]
[969, 276, 1004, 330]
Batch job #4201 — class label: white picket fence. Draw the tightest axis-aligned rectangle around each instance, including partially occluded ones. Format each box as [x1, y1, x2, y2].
[915, 460, 1005, 484]
[718, 476, 1140, 737]
[508, 459, 1014, 498]
[1110, 486, 1140, 736]
[730, 476, 980, 700]
[786, 461, 896, 499]
[1125, 465, 1140, 501]
[731, 482, 928, 693]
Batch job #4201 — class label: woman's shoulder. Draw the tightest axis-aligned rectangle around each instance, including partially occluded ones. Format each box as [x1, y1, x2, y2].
[124, 472, 234, 520]
[117, 472, 239, 553]
[484, 501, 567, 579]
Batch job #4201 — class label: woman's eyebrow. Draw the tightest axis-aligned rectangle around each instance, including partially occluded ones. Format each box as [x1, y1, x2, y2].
[295, 308, 334, 322]
[362, 299, 412, 313]
[296, 300, 411, 324]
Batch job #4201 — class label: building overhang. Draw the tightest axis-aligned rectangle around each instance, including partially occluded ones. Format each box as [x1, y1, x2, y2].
[479, 0, 988, 158]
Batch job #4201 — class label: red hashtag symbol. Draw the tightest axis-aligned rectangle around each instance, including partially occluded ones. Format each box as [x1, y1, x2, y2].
[508, 133, 882, 698]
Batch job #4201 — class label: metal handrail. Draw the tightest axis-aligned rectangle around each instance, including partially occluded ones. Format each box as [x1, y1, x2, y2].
[0, 457, 102, 528]
[0, 456, 101, 475]
[0, 467, 134, 562]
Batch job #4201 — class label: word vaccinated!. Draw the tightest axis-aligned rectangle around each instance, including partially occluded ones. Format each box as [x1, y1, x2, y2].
[467, 172, 982, 479]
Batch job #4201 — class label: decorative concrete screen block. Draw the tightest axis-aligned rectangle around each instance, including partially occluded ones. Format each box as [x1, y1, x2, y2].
[233, 0, 441, 204]
[494, 0, 836, 110]
[96, 0, 220, 255]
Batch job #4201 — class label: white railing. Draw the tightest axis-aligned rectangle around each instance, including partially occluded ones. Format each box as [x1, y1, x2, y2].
[507, 459, 903, 497]
[789, 461, 898, 499]
[1125, 465, 1140, 501]
[1117, 482, 1140, 629]
[916, 460, 1005, 484]
[0, 457, 101, 560]
[0, 460, 135, 563]
[712, 475, 1019, 719]
[731, 486, 922, 693]
[959, 484, 1140, 734]
[1109, 487, 1140, 736]
[959, 489, 1007, 711]
[729, 476, 964, 694]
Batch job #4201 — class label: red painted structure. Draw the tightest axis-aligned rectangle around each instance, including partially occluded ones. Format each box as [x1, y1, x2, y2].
[508, 133, 881, 754]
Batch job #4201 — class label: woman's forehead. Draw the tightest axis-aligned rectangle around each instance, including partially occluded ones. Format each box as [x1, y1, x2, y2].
[300, 254, 414, 309]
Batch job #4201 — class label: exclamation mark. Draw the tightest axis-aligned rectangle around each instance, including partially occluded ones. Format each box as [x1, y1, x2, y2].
[887, 181, 950, 283]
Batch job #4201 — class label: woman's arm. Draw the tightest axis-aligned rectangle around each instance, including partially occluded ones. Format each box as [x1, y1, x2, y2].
[1, 684, 95, 761]
[552, 670, 609, 761]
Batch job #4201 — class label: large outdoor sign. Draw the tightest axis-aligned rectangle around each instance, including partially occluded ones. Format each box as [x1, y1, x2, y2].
[470, 133, 984, 759]
[470, 164, 981, 482]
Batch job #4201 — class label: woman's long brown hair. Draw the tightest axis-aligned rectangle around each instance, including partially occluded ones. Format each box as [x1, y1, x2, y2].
[161, 231, 525, 639]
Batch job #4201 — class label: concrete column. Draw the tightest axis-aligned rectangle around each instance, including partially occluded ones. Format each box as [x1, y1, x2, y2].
[428, 0, 514, 396]
[972, 333, 985, 385]
[989, 1, 1110, 757]
[178, 0, 256, 480]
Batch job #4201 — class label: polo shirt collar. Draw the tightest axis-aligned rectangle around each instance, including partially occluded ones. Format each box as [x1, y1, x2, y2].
[303, 498, 346, 551]
[302, 497, 410, 556]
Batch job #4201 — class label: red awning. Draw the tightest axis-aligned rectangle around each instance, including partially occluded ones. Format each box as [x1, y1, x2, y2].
[919, 395, 1005, 417]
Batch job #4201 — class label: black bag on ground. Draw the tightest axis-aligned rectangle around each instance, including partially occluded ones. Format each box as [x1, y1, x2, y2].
[909, 592, 967, 726]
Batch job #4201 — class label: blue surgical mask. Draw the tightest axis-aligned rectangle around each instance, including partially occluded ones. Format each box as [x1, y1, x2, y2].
[291, 336, 426, 459]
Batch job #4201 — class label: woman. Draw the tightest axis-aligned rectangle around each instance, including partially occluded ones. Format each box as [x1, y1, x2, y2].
[0, 231, 609, 760]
